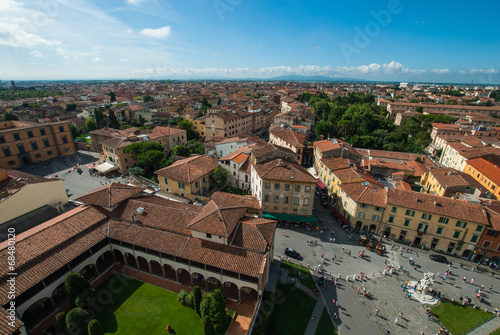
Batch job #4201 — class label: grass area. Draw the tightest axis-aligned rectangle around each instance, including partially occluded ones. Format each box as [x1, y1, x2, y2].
[491, 328, 500, 335]
[76, 133, 92, 144]
[95, 274, 203, 335]
[280, 261, 317, 289]
[266, 283, 316, 335]
[431, 300, 495, 335]
[315, 308, 336, 335]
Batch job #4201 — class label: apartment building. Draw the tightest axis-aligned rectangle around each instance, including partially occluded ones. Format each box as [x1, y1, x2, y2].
[155, 155, 219, 201]
[269, 127, 306, 165]
[0, 120, 76, 170]
[421, 167, 489, 198]
[203, 110, 253, 138]
[464, 157, 500, 199]
[378, 99, 500, 116]
[313, 139, 362, 173]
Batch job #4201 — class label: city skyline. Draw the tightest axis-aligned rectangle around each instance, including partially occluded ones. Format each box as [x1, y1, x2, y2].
[1, 0, 499, 83]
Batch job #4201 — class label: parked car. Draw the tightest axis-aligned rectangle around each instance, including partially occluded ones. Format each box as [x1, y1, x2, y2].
[284, 248, 302, 260]
[429, 254, 449, 264]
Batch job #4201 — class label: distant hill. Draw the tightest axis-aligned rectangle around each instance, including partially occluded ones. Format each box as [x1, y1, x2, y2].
[265, 75, 369, 82]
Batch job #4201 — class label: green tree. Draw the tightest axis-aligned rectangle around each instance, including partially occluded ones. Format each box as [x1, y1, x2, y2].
[129, 166, 145, 176]
[85, 118, 98, 131]
[69, 124, 80, 139]
[107, 91, 116, 103]
[217, 96, 221, 105]
[4, 113, 19, 121]
[143, 94, 154, 102]
[208, 288, 228, 334]
[65, 273, 90, 299]
[95, 108, 106, 129]
[65, 103, 77, 111]
[139, 150, 165, 171]
[88, 319, 105, 335]
[53, 311, 67, 334]
[212, 167, 229, 189]
[65, 308, 90, 335]
[108, 110, 120, 129]
[170, 145, 191, 157]
[75, 288, 97, 308]
[178, 119, 200, 140]
[126, 142, 164, 161]
[201, 97, 211, 109]
[200, 295, 211, 319]
[203, 316, 216, 335]
[193, 285, 202, 315]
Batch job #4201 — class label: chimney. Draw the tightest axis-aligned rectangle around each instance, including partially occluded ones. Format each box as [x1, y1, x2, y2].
[137, 207, 145, 215]
[130, 213, 138, 222]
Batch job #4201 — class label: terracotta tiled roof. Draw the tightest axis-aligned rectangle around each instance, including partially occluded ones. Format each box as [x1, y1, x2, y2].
[148, 126, 186, 139]
[429, 168, 486, 190]
[466, 157, 500, 186]
[340, 183, 386, 207]
[254, 158, 316, 183]
[155, 155, 219, 183]
[270, 128, 305, 148]
[386, 188, 490, 225]
[314, 139, 351, 153]
[187, 200, 248, 237]
[75, 183, 144, 208]
[0, 308, 23, 335]
[320, 157, 355, 171]
[232, 153, 250, 164]
[231, 218, 276, 252]
[0, 169, 59, 201]
[210, 192, 260, 211]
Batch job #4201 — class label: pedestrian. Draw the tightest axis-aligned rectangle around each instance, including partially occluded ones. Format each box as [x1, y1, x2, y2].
[407, 270, 410, 277]
[463, 276, 467, 283]
[307, 288, 309, 294]
[471, 278, 475, 285]
[489, 284, 493, 291]
[333, 238, 336, 243]
[376, 308, 379, 316]
[342, 247, 345, 253]
[357, 287, 360, 293]
[333, 313, 338, 319]
[312, 313, 316, 320]
[491, 272, 495, 277]
[398, 312, 403, 317]
[282, 230, 285, 236]
[394, 317, 398, 325]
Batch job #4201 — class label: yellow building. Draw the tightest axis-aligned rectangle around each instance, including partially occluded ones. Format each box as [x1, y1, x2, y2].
[464, 157, 500, 199]
[383, 188, 488, 258]
[155, 155, 219, 201]
[421, 167, 487, 198]
[0, 120, 76, 169]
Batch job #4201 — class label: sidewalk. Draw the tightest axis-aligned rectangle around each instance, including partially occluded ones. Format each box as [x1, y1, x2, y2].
[304, 299, 325, 335]
[466, 315, 500, 335]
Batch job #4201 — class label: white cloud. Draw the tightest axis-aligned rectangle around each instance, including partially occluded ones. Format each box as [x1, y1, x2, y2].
[30, 50, 43, 57]
[140, 26, 171, 39]
[460, 68, 498, 75]
[0, 22, 60, 48]
[432, 69, 450, 74]
[120, 58, 129, 61]
[125, 28, 133, 34]
[56, 47, 99, 60]
[336, 61, 425, 76]
[92, 57, 103, 62]
[125, 0, 149, 5]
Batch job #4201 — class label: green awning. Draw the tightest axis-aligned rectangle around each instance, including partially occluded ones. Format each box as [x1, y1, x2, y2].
[262, 212, 317, 224]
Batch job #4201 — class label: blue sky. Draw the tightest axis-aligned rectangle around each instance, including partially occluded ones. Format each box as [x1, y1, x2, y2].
[1, 0, 499, 83]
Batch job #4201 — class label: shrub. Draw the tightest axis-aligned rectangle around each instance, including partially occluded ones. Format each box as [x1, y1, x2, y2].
[203, 316, 215, 335]
[88, 319, 105, 335]
[200, 295, 211, 318]
[177, 289, 188, 304]
[66, 308, 90, 335]
[193, 285, 202, 315]
[53, 311, 66, 334]
[185, 291, 194, 308]
[75, 288, 97, 308]
[65, 273, 90, 299]
[209, 289, 228, 334]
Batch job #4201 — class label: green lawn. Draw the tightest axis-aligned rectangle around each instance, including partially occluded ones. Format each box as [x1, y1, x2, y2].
[95, 274, 203, 335]
[315, 308, 336, 335]
[431, 300, 495, 335]
[76, 133, 92, 144]
[280, 261, 317, 289]
[266, 283, 316, 335]
[491, 328, 500, 335]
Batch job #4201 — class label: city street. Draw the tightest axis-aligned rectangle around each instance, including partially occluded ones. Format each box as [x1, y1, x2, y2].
[273, 195, 500, 334]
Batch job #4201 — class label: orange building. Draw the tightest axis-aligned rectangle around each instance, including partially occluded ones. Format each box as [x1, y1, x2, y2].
[464, 156, 500, 199]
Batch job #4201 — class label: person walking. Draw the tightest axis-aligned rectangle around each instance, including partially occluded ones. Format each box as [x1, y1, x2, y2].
[394, 317, 398, 325]
[471, 278, 475, 285]
[376, 308, 379, 316]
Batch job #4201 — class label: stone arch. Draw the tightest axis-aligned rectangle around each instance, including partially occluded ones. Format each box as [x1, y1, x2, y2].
[113, 249, 125, 265]
[150, 260, 162, 276]
[52, 282, 69, 306]
[206, 277, 221, 292]
[355, 221, 362, 230]
[79, 264, 98, 281]
[462, 249, 472, 259]
[223, 281, 239, 300]
[137, 256, 149, 272]
[369, 224, 377, 234]
[163, 264, 177, 281]
[125, 252, 137, 268]
[22, 297, 54, 330]
[177, 268, 190, 285]
[96, 250, 114, 274]
[240, 286, 258, 304]
[192, 272, 205, 288]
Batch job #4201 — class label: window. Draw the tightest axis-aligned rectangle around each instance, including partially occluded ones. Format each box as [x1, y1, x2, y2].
[0, 136, 5, 144]
[41, 138, 50, 148]
[372, 215, 380, 221]
[47, 150, 53, 155]
[404, 219, 410, 226]
[436, 227, 443, 235]
[274, 206, 278, 211]
[275, 183, 280, 190]
[264, 195, 269, 202]
[164, 177, 168, 184]
[295, 185, 300, 192]
[59, 126, 64, 132]
[284, 196, 289, 204]
[7, 160, 15, 166]
[375, 206, 382, 212]
[61, 135, 68, 144]
[34, 153, 41, 158]
[40, 129, 46, 135]
[421, 213, 432, 220]
[195, 181, 199, 188]
[358, 212, 365, 218]
[438, 217, 449, 224]
[360, 203, 367, 208]
[293, 208, 298, 213]
[2, 147, 11, 157]
[486, 229, 499, 237]
[17, 144, 25, 154]
[264, 182, 270, 189]
[274, 196, 279, 203]
[305, 186, 311, 192]
[453, 230, 461, 239]
[285, 184, 290, 191]
[304, 198, 310, 206]
[456, 221, 467, 228]
[124, 158, 128, 163]
[206, 233, 211, 238]
[418, 223, 428, 232]
[293, 197, 299, 205]
[476, 225, 484, 232]
[471, 235, 478, 243]
[31, 141, 38, 150]
[13, 133, 20, 141]
[27, 131, 33, 138]
[203, 176, 206, 183]
[405, 210, 415, 217]
[388, 216, 394, 223]
[178, 181, 185, 189]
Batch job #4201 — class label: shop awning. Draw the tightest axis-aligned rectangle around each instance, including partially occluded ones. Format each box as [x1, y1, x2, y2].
[95, 162, 118, 174]
[316, 179, 326, 189]
[262, 212, 317, 224]
[331, 207, 350, 226]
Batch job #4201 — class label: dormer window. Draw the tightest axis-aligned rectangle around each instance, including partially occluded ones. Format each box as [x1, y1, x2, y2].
[206, 233, 212, 238]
